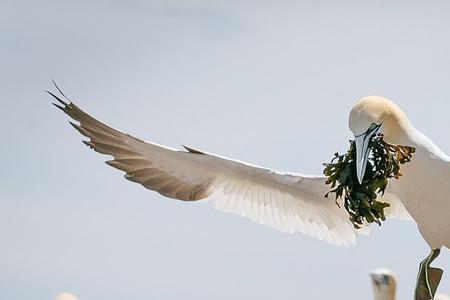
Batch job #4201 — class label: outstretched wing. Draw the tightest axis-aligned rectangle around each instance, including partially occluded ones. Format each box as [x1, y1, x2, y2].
[50, 91, 410, 246]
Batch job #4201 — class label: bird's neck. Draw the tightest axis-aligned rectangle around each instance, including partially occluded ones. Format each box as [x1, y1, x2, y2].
[385, 116, 450, 162]
[373, 288, 395, 300]
[382, 112, 415, 146]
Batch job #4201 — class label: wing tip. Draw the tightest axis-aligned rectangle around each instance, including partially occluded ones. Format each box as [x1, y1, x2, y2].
[82, 140, 94, 149]
[52, 102, 65, 111]
[182, 144, 205, 154]
[50, 78, 71, 101]
[48, 90, 69, 107]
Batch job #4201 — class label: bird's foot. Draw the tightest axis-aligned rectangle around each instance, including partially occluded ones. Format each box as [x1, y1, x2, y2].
[414, 248, 443, 300]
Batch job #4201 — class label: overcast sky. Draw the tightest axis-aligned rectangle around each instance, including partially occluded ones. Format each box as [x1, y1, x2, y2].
[2, 1, 450, 299]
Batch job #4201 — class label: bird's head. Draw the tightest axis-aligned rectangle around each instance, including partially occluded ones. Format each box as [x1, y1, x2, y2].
[370, 269, 396, 300]
[348, 96, 410, 184]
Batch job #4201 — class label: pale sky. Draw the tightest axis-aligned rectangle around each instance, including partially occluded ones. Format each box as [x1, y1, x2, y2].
[2, 1, 450, 299]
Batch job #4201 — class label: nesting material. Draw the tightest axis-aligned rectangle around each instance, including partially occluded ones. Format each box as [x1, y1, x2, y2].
[323, 134, 415, 229]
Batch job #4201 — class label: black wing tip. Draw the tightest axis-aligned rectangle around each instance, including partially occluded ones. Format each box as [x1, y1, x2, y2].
[68, 121, 79, 129]
[50, 78, 70, 101]
[47, 78, 74, 109]
[182, 144, 205, 155]
[47, 90, 69, 107]
[82, 140, 94, 148]
[52, 102, 65, 111]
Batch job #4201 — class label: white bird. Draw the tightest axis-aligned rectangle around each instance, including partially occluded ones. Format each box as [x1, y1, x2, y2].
[370, 269, 397, 300]
[349, 98, 450, 250]
[436, 294, 450, 300]
[370, 269, 450, 300]
[55, 293, 79, 300]
[348, 98, 448, 299]
[50, 88, 449, 299]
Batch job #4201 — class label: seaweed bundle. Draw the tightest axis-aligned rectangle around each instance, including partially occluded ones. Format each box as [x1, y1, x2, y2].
[323, 134, 415, 228]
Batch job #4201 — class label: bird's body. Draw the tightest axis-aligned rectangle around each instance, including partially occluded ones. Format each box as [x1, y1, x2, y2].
[390, 129, 450, 249]
[348, 97, 449, 299]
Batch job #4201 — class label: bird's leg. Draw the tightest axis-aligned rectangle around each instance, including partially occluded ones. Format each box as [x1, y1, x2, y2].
[414, 248, 443, 300]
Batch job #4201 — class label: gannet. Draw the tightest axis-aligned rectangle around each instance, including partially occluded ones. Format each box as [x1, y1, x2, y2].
[55, 293, 78, 300]
[370, 269, 396, 300]
[370, 268, 450, 300]
[50, 87, 449, 299]
[350, 97, 448, 299]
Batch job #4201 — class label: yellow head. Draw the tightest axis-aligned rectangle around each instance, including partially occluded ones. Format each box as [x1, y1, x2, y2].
[348, 96, 409, 141]
[370, 268, 397, 300]
[348, 96, 411, 184]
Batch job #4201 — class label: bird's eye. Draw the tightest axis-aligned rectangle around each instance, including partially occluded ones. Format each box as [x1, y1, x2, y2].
[369, 123, 378, 131]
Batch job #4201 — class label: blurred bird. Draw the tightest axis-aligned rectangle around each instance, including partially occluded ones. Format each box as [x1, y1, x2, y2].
[370, 269, 396, 300]
[51, 86, 449, 299]
[55, 293, 78, 300]
[370, 269, 449, 300]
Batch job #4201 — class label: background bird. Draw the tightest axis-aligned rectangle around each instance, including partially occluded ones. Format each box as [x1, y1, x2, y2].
[55, 293, 78, 300]
[370, 269, 450, 300]
[370, 269, 396, 300]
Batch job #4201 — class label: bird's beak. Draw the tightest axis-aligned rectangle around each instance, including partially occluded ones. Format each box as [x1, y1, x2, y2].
[370, 273, 389, 288]
[354, 124, 382, 184]
[370, 274, 381, 288]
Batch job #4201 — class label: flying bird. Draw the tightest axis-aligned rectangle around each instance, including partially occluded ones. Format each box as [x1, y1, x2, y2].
[50, 87, 449, 299]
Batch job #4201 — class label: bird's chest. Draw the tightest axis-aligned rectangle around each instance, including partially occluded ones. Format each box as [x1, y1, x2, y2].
[391, 156, 450, 248]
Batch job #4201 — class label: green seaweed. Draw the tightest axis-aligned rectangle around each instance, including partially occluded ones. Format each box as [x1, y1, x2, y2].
[323, 134, 415, 229]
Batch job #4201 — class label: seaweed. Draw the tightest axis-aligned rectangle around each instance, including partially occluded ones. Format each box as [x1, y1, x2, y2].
[323, 134, 415, 229]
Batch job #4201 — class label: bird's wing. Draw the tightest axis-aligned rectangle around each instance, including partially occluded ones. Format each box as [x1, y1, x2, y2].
[50, 92, 409, 246]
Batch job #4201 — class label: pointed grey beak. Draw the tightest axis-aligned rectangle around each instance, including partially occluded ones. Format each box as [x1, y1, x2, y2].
[354, 124, 382, 184]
